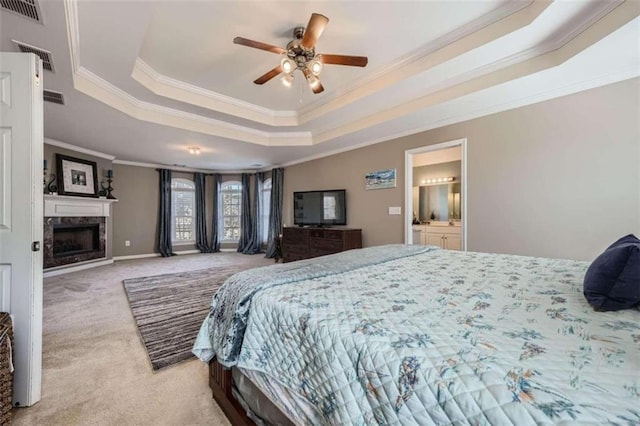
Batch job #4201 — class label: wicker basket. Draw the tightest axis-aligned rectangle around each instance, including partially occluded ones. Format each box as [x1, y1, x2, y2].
[0, 313, 13, 425]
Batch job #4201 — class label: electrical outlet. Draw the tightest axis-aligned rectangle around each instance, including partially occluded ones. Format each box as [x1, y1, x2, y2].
[125, 240, 130, 247]
[388, 206, 402, 215]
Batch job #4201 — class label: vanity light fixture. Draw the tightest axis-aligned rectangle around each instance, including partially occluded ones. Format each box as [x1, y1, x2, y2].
[188, 147, 200, 155]
[421, 177, 455, 185]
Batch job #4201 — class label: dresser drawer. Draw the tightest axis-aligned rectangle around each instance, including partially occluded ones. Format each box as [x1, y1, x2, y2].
[309, 229, 344, 239]
[309, 238, 342, 251]
[281, 227, 362, 263]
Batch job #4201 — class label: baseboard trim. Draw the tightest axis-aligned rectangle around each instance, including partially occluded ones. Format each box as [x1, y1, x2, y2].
[44, 259, 114, 277]
[176, 249, 200, 255]
[113, 253, 160, 261]
[113, 249, 202, 261]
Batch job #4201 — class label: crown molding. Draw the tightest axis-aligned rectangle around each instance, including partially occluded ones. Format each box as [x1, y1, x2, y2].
[313, 0, 639, 144]
[297, 0, 553, 124]
[112, 159, 261, 174]
[63, 0, 636, 151]
[73, 66, 314, 146]
[126, 1, 545, 128]
[132, 58, 299, 127]
[279, 70, 639, 169]
[44, 137, 116, 160]
[63, 0, 80, 74]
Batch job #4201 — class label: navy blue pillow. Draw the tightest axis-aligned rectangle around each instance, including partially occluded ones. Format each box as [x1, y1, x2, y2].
[583, 234, 640, 311]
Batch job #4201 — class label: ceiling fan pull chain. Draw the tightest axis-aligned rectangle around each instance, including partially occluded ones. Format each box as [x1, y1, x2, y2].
[299, 72, 304, 104]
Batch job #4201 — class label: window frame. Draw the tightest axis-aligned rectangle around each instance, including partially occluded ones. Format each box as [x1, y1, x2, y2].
[171, 178, 196, 245]
[220, 180, 242, 243]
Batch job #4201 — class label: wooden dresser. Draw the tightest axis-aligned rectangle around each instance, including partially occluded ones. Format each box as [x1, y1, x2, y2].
[282, 227, 362, 262]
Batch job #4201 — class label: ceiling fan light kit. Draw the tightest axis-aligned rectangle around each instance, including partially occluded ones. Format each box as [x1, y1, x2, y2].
[234, 13, 368, 94]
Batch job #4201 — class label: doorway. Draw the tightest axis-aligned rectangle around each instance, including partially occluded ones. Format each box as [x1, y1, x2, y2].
[404, 138, 467, 249]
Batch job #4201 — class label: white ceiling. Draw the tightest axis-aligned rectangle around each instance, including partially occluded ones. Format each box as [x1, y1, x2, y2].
[1, 0, 638, 171]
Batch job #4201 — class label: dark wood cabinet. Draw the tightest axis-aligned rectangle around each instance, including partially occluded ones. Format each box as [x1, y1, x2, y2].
[282, 227, 362, 262]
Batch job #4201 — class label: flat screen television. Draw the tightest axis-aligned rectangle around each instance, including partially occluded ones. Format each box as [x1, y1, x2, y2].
[293, 189, 347, 227]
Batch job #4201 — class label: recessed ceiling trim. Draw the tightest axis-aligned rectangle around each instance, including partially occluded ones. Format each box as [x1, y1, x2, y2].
[64, 0, 80, 73]
[113, 159, 262, 174]
[127, 0, 547, 128]
[73, 66, 313, 146]
[44, 138, 116, 160]
[278, 67, 639, 170]
[63, 0, 637, 148]
[314, 1, 640, 145]
[417, 0, 627, 103]
[297, 0, 554, 124]
[132, 59, 298, 127]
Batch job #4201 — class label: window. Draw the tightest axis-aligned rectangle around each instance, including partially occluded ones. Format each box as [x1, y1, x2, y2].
[261, 178, 272, 245]
[221, 181, 242, 241]
[171, 178, 195, 243]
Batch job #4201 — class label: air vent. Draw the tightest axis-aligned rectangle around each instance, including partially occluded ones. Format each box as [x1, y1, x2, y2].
[43, 90, 64, 105]
[13, 40, 54, 72]
[1, 0, 42, 23]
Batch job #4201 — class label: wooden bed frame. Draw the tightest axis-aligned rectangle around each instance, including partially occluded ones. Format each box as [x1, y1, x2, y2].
[209, 358, 254, 425]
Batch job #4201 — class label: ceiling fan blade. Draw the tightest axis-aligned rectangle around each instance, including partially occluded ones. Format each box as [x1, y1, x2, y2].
[233, 37, 286, 55]
[320, 54, 368, 67]
[253, 65, 283, 85]
[301, 13, 329, 49]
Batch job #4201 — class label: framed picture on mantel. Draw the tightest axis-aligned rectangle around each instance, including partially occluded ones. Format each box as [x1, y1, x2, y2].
[56, 154, 99, 198]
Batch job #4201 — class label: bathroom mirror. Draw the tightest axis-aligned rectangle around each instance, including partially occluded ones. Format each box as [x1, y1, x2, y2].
[414, 183, 461, 222]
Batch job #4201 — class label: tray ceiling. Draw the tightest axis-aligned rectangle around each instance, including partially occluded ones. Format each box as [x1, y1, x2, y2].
[1, 0, 638, 170]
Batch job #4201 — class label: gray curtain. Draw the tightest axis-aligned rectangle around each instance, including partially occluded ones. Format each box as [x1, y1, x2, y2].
[194, 172, 210, 253]
[243, 172, 263, 254]
[157, 169, 174, 257]
[210, 173, 221, 252]
[237, 173, 252, 253]
[265, 168, 284, 258]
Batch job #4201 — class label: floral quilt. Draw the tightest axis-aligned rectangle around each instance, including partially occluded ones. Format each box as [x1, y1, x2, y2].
[194, 245, 640, 425]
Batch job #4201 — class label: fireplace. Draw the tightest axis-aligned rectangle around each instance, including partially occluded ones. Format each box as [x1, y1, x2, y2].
[53, 224, 100, 257]
[44, 217, 106, 269]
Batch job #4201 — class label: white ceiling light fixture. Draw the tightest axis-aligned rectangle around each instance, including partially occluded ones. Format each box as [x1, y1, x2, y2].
[188, 147, 200, 155]
[280, 72, 294, 88]
[421, 177, 455, 185]
[280, 56, 295, 74]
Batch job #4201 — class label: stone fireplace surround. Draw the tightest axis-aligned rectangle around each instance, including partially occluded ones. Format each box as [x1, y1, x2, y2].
[44, 217, 106, 268]
[43, 195, 117, 272]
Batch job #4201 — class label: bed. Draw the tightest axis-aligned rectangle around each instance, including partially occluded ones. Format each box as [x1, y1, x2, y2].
[193, 244, 640, 425]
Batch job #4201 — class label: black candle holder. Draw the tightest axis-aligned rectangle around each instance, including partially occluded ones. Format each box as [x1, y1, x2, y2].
[105, 176, 116, 199]
[46, 174, 57, 194]
[43, 167, 49, 194]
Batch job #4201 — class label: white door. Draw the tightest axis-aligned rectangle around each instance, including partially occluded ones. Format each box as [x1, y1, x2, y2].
[0, 53, 44, 406]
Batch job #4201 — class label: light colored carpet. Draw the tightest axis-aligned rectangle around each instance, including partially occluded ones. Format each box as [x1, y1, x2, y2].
[13, 252, 273, 425]
[123, 265, 248, 370]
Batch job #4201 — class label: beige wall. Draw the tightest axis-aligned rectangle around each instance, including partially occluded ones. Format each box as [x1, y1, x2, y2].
[112, 166, 240, 256]
[111, 164, 159, 256]
[284, 78, 640, 261]
[43, 144, 115, 259]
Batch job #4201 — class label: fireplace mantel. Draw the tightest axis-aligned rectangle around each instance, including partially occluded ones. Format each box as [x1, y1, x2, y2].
[44, 195, 117, 217]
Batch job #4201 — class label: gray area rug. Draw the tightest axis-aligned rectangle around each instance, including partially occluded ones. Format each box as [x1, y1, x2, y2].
[123, 265, 244, 370]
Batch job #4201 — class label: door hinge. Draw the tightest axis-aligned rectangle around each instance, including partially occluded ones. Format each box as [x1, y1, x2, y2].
[32, 241, 40, 252]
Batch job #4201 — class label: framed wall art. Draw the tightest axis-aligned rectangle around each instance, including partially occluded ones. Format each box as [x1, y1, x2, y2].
[365, 168, 396, 190]
[56, 154, 99, 198]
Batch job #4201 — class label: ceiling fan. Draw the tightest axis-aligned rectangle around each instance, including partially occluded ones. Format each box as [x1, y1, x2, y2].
[233, 13, 368, 94]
